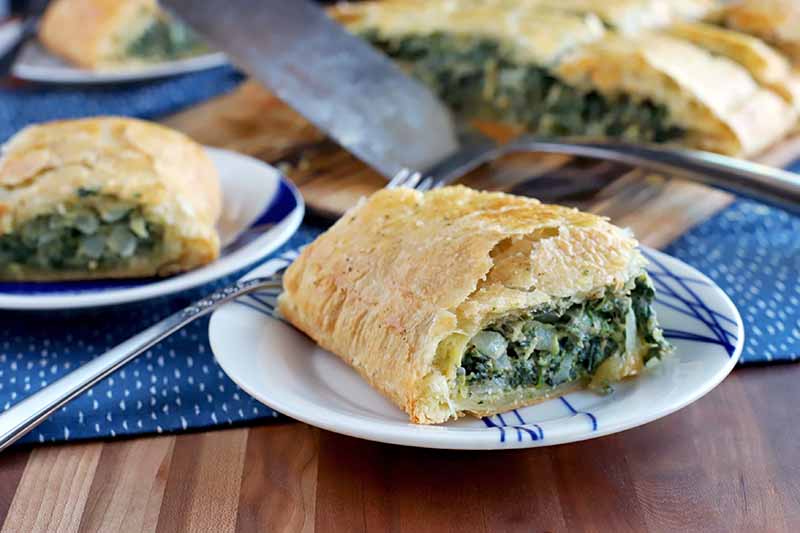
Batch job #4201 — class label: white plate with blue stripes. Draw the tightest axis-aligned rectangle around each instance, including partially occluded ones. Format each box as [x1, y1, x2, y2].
[0, 147, 304, 310]
[209, 247, 743, 450]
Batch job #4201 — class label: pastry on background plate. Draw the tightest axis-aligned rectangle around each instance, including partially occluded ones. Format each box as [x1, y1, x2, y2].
[0, 117, 221, 281]
[39, 0, 209, 70]
[279, 186, 671, 424]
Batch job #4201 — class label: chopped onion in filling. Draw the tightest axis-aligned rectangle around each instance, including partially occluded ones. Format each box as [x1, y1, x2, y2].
[0, 191, 163, 273]
[455, 275, 670, 404]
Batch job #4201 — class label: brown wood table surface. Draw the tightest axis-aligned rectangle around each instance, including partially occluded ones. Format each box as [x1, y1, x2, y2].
[1, 80, 799, 532]
[1, 364, 799, 532]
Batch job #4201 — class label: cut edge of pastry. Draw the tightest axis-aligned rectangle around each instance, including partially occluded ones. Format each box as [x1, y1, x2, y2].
[555, 32, 798, 156]
[411, 221, 660, 423]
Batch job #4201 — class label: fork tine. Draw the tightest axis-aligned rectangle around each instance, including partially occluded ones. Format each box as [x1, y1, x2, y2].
[388, 168, 430, 189]
[246, 292, 279, 310]
[416, 176, 436, 191]
[234, 271, 286, 317]
[404, 171, 423, 189]
[405, 171, 424, 189]
[387, 168, 412, 189]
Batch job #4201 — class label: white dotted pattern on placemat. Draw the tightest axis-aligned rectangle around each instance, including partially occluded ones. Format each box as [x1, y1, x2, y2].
[665, 200, 799, 363]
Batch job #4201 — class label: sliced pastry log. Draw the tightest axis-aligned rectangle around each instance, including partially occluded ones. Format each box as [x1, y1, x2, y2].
[0, 117, 221, 281]
[38, 0, 208, 69]
[556, 33, 797, 156]
[668, 22, 800, 111]
[337, 1, 678, 144]
[335, 0, 795, 155]
[715, 0, 800, 65]
[278, 186, 671, 424]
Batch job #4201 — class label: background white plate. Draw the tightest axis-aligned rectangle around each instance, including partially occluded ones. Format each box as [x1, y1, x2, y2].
[12, 40, 228, 84]
[209, 248, 743, 450]
[0, 148, 304, 310]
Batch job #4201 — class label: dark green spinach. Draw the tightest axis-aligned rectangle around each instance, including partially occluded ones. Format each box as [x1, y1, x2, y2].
[363, 31, 684, 143]
[459, 276, 670, 394]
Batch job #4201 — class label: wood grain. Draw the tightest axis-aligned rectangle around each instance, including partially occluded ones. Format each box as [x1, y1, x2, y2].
[155, 429, 248, 533]
[235, 423, 318, 533]
[2, 443, 102, 533]
[0, 367, 798, 531]
[79, 437, 175, 533]
[0, 449, 30, 524]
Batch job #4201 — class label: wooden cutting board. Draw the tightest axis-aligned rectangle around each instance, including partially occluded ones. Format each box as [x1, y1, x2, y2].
[163, 80, 800, 249]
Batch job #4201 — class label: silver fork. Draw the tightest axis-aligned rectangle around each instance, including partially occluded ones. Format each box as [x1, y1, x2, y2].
[0, 154, 474, 451]
[393, 135, 800, 213]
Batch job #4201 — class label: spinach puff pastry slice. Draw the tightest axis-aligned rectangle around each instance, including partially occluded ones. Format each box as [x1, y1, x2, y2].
[334, 0, 796, 156]
[39, 0, 208, 70]
[279, 186, 670, 424]
[0, 117, 221, 281]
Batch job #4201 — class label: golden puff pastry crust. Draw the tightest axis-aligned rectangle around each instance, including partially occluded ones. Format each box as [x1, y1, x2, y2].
[279, 186, 652, 424]
[717, 0, 800, 64]
[39, 0, 160, 69]
[668, 22, 800, 110]
[525, 0, 716, 34]
[331, 0, 607, 65]
[0, 117, 221, 281]
[556, 32, 797, 155]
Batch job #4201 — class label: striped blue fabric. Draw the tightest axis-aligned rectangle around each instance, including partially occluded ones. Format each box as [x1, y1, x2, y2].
[0, 67, 797, 446]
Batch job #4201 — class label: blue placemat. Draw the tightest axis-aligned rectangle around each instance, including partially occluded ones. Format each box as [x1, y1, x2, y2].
[0, 227, 322, 445]
[0, 68, 798, 446]
[0, 66, 242, 140]
[665, 199, 799, 363]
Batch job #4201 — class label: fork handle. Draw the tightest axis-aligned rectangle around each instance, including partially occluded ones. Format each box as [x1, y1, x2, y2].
[503, 137, 800, 215]
[0, 277, 278, 452]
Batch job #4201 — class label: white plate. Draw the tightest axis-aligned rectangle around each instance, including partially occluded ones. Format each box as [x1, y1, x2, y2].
[0, 148, 304, 310]
[12, 39, 228, 84]
[209, 248, 743, 450]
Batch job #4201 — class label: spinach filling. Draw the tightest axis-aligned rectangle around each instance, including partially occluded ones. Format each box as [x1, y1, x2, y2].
[457, 276, 669, 400]
[126, 18, 208, 61]
[0, 191, 163, 273]
[363, 31, 685, 142]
